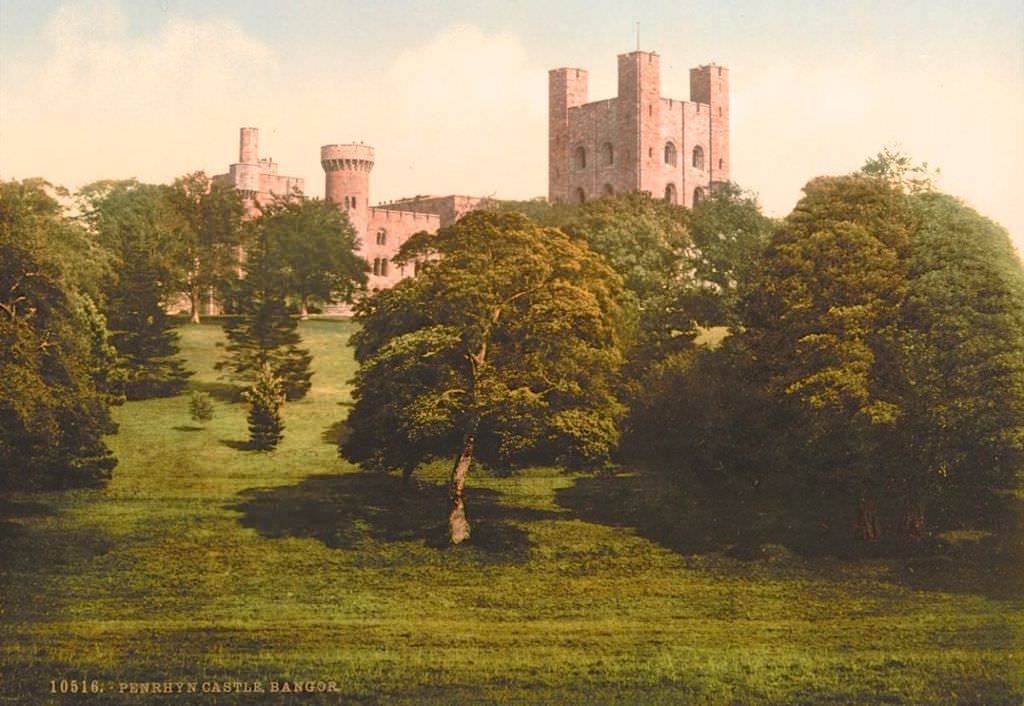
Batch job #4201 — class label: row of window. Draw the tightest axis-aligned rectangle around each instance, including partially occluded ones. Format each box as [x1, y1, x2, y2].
[371, 257, 425, 278]
[574, 143, 719, 170]
[343, 196, 361, 209]
[573, 184, 705, 205]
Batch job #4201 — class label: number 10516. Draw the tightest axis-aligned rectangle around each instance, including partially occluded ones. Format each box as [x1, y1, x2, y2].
[50, 679, 102, 694]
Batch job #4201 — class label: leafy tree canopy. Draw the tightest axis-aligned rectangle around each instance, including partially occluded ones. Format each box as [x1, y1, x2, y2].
[166, 171, 245, 323]
[0, 180, 118, 488]
[77, 179, 191, 399]
[343, 210, 627, 543]
[255, 196, 368, 317]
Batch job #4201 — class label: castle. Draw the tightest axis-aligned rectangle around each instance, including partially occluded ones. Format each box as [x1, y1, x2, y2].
[218, 50, 729, 294]
[218, 129, 486, 292]
[549, 51, 729, 207]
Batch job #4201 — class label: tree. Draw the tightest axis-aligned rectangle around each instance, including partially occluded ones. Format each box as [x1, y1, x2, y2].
[189, 392, 215, 426]
[0, 180, 118, 488]
[166, 172, 245, 323]
[740, 175, 915, 540]
[342, 211, 626, 544]
[862, 146, 940, 194]
[686, 183, 774, 327]
[889, 192, 1024, 536]
[258, 196, 367, 318]
[245, 362, 285, 450]
[217, 222, 313, 400]
[78, 180, 191, 399]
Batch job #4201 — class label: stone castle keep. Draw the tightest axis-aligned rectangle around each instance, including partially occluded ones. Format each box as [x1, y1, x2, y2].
[219, 49, 729, 292]
[549, 51, 729, 208]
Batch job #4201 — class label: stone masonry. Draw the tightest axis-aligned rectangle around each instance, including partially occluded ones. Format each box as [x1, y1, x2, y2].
[549, 51, 729, 208]
[321, 143, 450, 291]
[216, 127, 305, 218]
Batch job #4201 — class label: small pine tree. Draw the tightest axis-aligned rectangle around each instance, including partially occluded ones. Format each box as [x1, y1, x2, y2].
[244, 363, 285, 451]
[188, 391, 215, 426]
[219, 294, 313, 400]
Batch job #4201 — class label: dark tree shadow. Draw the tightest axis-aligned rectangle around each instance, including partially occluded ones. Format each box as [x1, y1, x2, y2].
[0, 499, 56, 519]
[321, 419, 349, 446]
[192, 381, 245, 403]
[555, 469, 1024, 600]
[0, 499, 58, 539]
[172, 425, 204, 432]
[220, 438, 254, 451]
[230, 473, 559, 562]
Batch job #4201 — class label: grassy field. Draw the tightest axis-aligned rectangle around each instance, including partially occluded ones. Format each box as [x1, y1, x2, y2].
[1, 319, 1022, 705]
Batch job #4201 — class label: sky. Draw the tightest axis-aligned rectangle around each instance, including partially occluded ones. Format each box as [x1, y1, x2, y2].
[2, 0, 1022, 255]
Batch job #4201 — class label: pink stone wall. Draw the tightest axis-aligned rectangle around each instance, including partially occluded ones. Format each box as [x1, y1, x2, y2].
[549, 51, 730, 208]
[362, 208, 441, 290]
[548, 67, 589, 202]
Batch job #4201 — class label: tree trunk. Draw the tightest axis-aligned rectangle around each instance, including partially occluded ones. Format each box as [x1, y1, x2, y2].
[898, 501, 925, 541]
[189, 290, 201, 324]
[448, 433, 475, 545]
[402, 464, 414, 486]
[854, 497, 881, 542]
[299, 297, 309, 320]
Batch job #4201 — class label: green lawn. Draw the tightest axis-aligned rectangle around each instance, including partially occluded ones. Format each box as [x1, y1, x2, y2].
[1, 319, 1022, 705]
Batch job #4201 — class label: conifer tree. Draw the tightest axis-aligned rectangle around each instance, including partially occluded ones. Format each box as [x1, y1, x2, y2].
[245, 362, 285, 450]
[78, 180, 191, 399]
[217, 221, 313, 399]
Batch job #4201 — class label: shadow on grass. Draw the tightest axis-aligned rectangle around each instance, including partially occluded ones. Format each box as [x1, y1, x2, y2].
[0, 499, 58, 539]
[0, 499, 56, 519]
[321, 419, 349, 446]
[220, 438, 254, 451]
[230, 472, 558, 562]
[192, 381, 245, 403]
[172, 425, 204, 432]
[555, 469, 1024, 600]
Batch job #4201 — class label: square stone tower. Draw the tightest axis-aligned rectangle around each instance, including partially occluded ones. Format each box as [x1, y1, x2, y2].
[548, 51, 729, 208]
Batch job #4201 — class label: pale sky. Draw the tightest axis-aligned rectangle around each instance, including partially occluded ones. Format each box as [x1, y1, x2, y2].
[2, 0, 1022, 255]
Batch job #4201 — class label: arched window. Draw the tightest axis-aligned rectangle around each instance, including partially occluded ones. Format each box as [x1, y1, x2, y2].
[380, 258, 389, 277]
[603, 184, 614, 197]
[602, 142, 614, 165]
[376, 229, 387, 246]
[664, 183, 677, 204]
[372, 258, 381, 276]
[693, 187, 706, 205]
[718, 158, 723, 170]
[574, 145, 587, 169]
[664, 142, 677, 166]
[575, 187, 586, 204]
[692, 145, 705, 170]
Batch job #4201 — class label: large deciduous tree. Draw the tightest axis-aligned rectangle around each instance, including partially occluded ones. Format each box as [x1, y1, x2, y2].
[741, 175, 915, 540]
[890, 192, 1024, 535]
[258, 196, 367, 318]
[342, 211, 626, 544]
[0, 180, 118, 488]
[167, 172, 245, 323]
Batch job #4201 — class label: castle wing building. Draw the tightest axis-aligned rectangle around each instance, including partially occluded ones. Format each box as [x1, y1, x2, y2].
[549, 51, 729, 208]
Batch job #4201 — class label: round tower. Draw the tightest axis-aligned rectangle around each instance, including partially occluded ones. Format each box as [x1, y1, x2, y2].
[321, 143, 374, 237]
